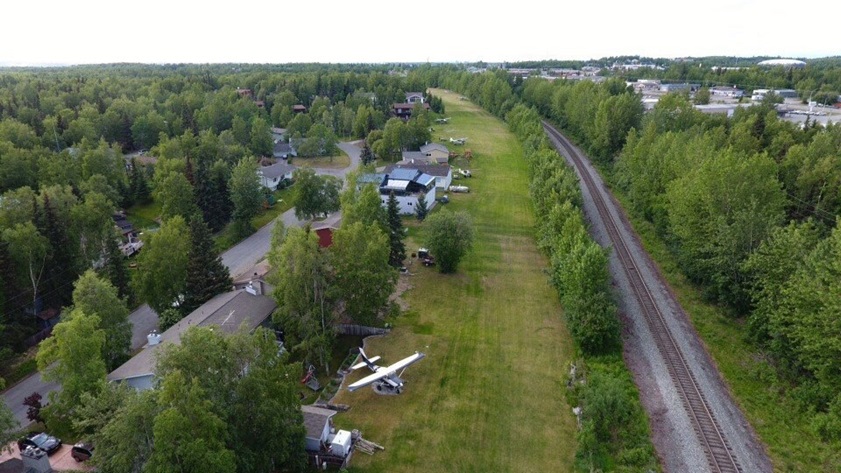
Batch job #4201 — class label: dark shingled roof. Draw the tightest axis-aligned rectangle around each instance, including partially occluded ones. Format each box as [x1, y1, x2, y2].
[108, 289, 275, 383]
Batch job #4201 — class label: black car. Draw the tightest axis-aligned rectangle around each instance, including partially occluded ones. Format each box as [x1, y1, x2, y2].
[18, 432, 62, 455]
[71, 442, 94, 462]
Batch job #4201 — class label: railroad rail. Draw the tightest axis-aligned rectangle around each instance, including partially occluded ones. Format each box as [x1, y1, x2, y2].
[543, 122, 742, 473]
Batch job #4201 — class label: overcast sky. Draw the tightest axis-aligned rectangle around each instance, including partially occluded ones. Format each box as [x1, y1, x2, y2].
[2, 0, 839, 66]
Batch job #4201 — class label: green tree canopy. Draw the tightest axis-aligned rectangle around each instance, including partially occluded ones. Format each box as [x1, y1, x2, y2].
[134, 215, 190, 318]
[36, 309, 107, 416]
[71, 270, 131, 370]
[229, 157, 263, 238]
[270, 226, 335, 371]
[155, 171, 199, 222]
[425, 210, 474, 273]
[331, 222, 395, 325]
[293, 167, 341, 221]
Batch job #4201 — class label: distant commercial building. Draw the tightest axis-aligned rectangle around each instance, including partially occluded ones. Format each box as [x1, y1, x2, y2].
[751, 89, 798, 101]
[660, 83, 700, 93]
[710, 86, 745, 98]
[758, 59, 806, 68]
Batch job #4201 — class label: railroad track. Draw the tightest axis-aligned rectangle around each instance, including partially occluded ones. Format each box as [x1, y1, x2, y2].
[543, 122, 742, 473]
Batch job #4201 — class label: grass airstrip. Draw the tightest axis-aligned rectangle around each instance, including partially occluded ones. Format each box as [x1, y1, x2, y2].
[333, 90, 577, 472]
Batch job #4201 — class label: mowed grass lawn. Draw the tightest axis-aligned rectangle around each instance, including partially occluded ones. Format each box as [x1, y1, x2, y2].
[332, 89, 577, 472]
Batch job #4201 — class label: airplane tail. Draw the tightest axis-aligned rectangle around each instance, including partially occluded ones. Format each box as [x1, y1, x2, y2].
[359, 347, 371, 364]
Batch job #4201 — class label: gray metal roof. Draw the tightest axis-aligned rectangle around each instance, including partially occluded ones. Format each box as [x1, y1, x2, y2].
[388, 168, 419, 181]
[108, 290, 277, 384]
[386, 163, 451, 177]
[259, 161, 296, 179]
[415, 173, 435, 187]
[357, 173, 386, 185]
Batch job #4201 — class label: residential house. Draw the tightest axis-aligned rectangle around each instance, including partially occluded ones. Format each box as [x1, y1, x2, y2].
[386, 162, 452, 190]
[358, 168, 436, 215]
[293, 104, 307, 114]
[258, 161, 296, 192]
[392, 102, 430, 120]
[420, 143, 449, 164]
[273, 139, 297, 160]
[108, 287, 275, 391]
[112, 212, 143, 256]
[237, 88, 254, 99]
[405, 92, 424, 103]
[400, 143, 450, 165]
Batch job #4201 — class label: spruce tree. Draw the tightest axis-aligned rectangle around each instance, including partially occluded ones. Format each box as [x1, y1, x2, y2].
[39, 195, 79, 307]
[386, 192, 406, 267]
[415, 192, 429, 221]
[101, 234, 132, 304]
[130, 159, 151, 205]
[360, 142, 375, 166]
[182, 216, 233, 315]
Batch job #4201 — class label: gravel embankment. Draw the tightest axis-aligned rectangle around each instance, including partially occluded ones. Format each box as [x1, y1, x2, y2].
[547, 125, 771, 473]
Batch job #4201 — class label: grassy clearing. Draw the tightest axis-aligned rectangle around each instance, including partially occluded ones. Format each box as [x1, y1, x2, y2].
[292, 151, 350, 169]
[124, 200, 161, 230]
[609, 188, 841, 471]
[332, 90, 577, 472]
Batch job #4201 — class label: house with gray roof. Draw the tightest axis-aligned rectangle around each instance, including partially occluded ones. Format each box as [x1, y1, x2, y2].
[108, 287, 276, 391]
[273, 139, 297, 159]
[420, 143, 450, 164]
[385, 162, 452, 190]
[258, 161, 297, 191]
[358, 168, 436, 215]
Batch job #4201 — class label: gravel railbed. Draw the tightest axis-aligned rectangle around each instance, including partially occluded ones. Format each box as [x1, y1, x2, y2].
[548, 127, 772, 473]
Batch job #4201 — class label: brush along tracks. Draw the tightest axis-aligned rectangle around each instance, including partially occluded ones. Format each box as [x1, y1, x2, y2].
[542, 122, 745, 473]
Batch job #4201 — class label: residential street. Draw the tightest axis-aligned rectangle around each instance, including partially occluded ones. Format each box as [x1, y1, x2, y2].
[2, 141, 362, 429]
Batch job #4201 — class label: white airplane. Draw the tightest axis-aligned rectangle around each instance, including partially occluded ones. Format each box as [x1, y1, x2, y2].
[347, 348, 425, 394]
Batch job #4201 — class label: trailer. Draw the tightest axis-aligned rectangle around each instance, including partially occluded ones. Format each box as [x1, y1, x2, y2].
[448, 185, 470, 193]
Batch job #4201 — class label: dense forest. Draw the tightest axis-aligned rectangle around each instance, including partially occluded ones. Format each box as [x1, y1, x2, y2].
[0, 64, 447, 360]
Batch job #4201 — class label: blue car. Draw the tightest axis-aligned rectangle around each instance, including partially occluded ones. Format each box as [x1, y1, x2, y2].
[18, 432, 62, 455]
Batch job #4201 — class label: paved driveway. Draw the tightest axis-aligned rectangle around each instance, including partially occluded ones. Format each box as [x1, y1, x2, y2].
[2, 141, 363, 430]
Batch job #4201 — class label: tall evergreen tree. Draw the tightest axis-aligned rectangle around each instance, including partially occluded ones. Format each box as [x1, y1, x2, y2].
[415, 192, 429, 221]
[39, 194, 79, 307]
[182, 216, 232, 315]
[101, 234, 133, 305]
[360, 142, 375, 166]
[130, 159, 151, 205]
[386, 192, 406, 267]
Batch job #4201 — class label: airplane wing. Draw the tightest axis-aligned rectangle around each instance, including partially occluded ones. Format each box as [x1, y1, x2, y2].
[347, 352, 425, 392]
[351, 355, 381, 371]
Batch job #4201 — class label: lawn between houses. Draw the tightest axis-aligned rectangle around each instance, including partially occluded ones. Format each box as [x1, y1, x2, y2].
[332, 90, 578, 472]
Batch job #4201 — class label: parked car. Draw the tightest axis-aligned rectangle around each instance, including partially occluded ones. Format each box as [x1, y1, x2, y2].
[71, 442, 94, 462]
[18, 432, 62, 455]
[437, 194, 449, 204]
